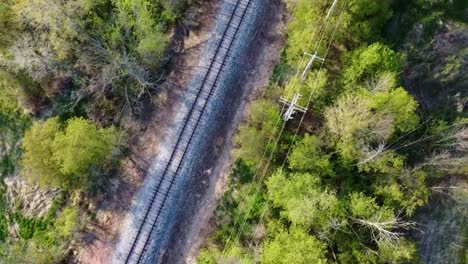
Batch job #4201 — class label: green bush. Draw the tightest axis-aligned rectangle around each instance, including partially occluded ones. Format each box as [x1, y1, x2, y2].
[22, 117, 120, 190]
[342, 42, 402, 87]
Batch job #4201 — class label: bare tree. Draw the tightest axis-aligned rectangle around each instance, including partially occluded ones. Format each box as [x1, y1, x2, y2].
[1, 35, 61, 81]
[357, 142, 387, 165]
[82, 37, 162, 100]
[366, 71, 397, 93]
[351, 211, 415, 244]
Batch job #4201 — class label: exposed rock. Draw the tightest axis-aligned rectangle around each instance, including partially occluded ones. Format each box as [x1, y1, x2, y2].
[4, 176, 60, 218]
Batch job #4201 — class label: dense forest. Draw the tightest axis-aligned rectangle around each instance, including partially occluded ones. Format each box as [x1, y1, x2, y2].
[0, 0, 189, 262]
[199, 0, 467, 263]
[0, 0, 466, 263]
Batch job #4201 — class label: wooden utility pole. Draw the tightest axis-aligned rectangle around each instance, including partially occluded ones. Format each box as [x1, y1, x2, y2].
[326, 0, 339, 20]
[300, 51, 325, 82]
[279, 93, 307, 121]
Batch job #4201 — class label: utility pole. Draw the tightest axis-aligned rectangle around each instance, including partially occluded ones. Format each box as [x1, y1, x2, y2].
[279, 93, 307, 121]
[325, 0, 339, 20]
[300, 51, 325, 82]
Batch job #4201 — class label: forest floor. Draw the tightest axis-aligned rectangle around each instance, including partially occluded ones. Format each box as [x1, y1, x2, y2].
[400, 19, 468, 263]
[78, 1, 221, 263]
[412, 176, 467, 263]
[169, 1, 287, 263]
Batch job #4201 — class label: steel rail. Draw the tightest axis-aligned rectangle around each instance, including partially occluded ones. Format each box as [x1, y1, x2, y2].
[122, 0, 252, 262]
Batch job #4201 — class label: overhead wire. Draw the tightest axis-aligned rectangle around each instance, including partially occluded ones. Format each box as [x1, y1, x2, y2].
[238, 3, 350, 261]
[218, 0, 332, 259]
[219, 0, 347, 260]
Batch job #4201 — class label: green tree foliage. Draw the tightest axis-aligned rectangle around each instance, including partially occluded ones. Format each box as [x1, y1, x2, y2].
[346, 192, 417, 262]
[325, 91, 374, 141]
[283, 70, 329, 108]
[22, 117, 119, 190]
[201, 0, 465, 263]
[261, 227, 327, 264]
[160, 0, 188, 14]
[267, 170, 344, 231]
[114, 0, 169, 68]
[343, 43, 402, 87]
[283, 0, 329, 64]
[21, 118, 62, 186]
[0, 2, 18, 52]
[11, 0, 88, 60]
[374, 170, 430, 215]
[234, 100, 281, 166]
[0, 71, 31, 178]
[0, 0, 186, 261]
[0, 0, 184, 118]
[372, 87, 420, 132]
[325, 86, 419, 161]
[345, 0, 393, 43]
[288, 134, 333, 176]
[284, 0, 393, 66]
[197, 247, 218, 264]
[197, 244, 254, 264]
[378, 238, 417, 263]
[53, 118, 118, 176]
[54, 206, 81, 239]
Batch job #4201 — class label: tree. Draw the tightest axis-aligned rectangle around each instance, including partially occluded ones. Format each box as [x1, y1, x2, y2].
[378, 238, 417, 263]
[342, 43, 402, 87]
[113, 0, 169, 69]
[267, 170, 345, 232]
[54, 206, 81, 239]
[283, 70, 329, 109]
[197, 243, 254, 264]
[53, 117, 118, 177]
[284, 0, 330, 65]
[416, 119, 468, 174]
[372, 87, 420, 133]
[349, 192, 415, 243]
[21, 117, 63, 187]
[0, 71, 31, 177]
[358, 150, 405, 174]
[325, 91, 374, 142]
[5, 35, 62, 82]
[261, 227, 327, 264]
[288, 134, 333, 176]
[11, 0, 85, 59]
[325, 85, 420, 162]
[0, 2, 18, 52]
[234, 100, 281, 166]
[374, 170, 430, 215]
[346, 0, 393, 43]
[22, 117, 119, 190]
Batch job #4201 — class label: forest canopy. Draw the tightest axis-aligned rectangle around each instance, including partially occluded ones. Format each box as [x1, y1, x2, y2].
[199, 0, 468, 263]
[0, 0, 189, 262]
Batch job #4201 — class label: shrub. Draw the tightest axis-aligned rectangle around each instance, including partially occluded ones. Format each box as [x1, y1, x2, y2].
[22, 117, 120, 190]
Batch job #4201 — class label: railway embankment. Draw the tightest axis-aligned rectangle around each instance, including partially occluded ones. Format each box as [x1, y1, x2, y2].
[113, 0, 272, 263]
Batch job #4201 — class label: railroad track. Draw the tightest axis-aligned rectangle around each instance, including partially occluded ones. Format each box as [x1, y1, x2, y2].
[122, 0, 253, 262]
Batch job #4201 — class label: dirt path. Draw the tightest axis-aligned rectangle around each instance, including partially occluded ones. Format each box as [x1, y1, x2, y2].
[78, 1, 221, 263]
[168, 1, 287, 263]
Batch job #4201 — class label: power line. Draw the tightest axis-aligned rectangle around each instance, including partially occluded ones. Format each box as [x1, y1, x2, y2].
[219, 0, 347, 261]
[228, 1, 340, 256]
[242, 1, 349, 260]
[218, 1, 334, 259]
